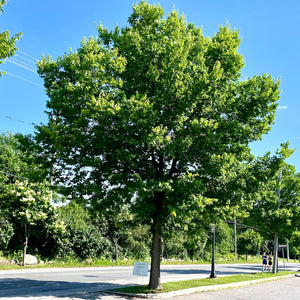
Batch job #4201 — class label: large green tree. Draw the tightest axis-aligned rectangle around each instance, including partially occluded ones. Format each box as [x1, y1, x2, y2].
[37, 2, 281, 289]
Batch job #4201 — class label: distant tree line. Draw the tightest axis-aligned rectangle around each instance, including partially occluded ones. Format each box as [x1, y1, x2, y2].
[0, 133, 299, 264]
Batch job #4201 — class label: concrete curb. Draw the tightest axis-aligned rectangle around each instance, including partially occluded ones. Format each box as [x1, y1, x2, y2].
[107, 274, 298, 299]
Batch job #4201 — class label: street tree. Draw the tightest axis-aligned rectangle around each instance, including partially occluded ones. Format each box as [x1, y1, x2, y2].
[36, 2, 281, 289]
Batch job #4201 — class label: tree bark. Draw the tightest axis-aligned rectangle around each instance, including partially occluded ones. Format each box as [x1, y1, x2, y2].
[112, 236, 119, 261]
[148, 217, 162, 289]
[234, 217, 237, 259]
[273, 232, 278, 273]
[148, 190, 164, 290]
[22, 224, 28, 267]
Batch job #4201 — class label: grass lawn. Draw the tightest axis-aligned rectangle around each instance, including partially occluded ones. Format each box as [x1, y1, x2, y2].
[111, 271, 296, 294]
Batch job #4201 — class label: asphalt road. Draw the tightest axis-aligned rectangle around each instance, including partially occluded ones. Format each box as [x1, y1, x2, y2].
[0, 262, 299, 299]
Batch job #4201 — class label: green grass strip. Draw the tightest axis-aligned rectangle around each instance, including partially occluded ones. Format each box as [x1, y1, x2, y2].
[112, 271, 296, 294]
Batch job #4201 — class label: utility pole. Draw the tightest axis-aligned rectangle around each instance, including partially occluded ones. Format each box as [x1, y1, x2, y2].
[234, 216, 237, 259]
[286, 239, 290, 262]
[273, 232, 278, 273]
[273, 170, 282, 274]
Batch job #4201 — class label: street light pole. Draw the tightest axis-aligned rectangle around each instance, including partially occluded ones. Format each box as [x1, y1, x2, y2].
[210, 224, 217, 279]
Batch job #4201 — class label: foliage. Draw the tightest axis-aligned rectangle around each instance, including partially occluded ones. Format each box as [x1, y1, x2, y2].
[246, 161, 300, 240]
[36, 1, 281, 289]
[0, 216, 14, 250]
[3, 180, 65, 263]
[237, 229, 263, 257]
[123, 224, 151, 260]
[0, 133, 64, 260]
[56, 202, 112, 260]
[92, 203, 134, 261]
[215, 220, 234, 255]
[0, 0, 21, 75]
[289, 230, 300, 259]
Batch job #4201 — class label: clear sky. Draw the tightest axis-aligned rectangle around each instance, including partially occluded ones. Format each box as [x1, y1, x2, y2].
[1, 0, 299, 171]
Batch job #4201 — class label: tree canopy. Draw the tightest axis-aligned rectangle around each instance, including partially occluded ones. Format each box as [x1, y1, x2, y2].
[37, 1, 282, 289]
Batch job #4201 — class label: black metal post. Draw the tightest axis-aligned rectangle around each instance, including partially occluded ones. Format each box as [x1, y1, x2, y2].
[210, 224, 217, 279]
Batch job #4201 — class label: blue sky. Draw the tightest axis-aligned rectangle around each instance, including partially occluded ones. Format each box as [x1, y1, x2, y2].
[1, 0, 299, 171]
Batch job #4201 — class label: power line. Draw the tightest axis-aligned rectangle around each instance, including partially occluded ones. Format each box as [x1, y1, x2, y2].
[1, 50, 41, 86]
[17, 50, 38, 62]
[0, 70, 43, 87]
[6, 58, 37, 73]
[15, 54, 36, 66]
[11, 57, 36, 70]
[0, 114, 37, 126]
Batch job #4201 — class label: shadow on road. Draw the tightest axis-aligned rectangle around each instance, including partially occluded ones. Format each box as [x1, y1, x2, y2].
[160, 264, 262, 276]
[0, 277, 130, 299]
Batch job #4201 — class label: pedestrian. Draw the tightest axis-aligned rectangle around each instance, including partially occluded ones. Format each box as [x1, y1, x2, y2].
[268, 253, 273, 272]
[262, 252, 267, 271]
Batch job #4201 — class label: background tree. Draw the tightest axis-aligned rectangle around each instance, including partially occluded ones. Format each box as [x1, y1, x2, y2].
[123, 224, 151, 260]
[0, 215, 14, 251]
[37, 1, 281, 289]
[0, 133, 65, 262]
[289, 230, 300, 260]
[92, 201, 132, 261]
[237, 229, 263, 261]
[56, 202, 112, 260]
[3, 180, 65, 265]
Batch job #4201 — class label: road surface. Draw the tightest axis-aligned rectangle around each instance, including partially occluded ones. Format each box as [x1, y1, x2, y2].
[0, 262, 299, 299]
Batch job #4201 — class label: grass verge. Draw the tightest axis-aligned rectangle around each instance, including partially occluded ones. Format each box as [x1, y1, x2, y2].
[111, 271, 296, 294]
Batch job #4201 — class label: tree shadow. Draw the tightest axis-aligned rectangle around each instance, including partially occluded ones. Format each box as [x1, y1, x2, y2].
[0, 277, 132, 299]
[160, 264, 262, 276]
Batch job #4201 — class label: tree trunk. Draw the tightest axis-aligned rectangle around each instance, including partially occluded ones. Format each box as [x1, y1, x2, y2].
[112, 236, 119, 261]
[148, 217, 162, 289]
[22, 224, 28, 266]
[234, 217, 237, 259]
[273, 232, 278, 273]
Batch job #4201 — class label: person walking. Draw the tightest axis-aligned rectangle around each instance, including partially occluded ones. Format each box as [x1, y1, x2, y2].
[268, 253, 273, 272]
[262, 252, 268, 271]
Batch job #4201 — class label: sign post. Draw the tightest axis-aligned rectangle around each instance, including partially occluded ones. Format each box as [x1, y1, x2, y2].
[279, 245, 286, 270]
[133, 262, 149, 276]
